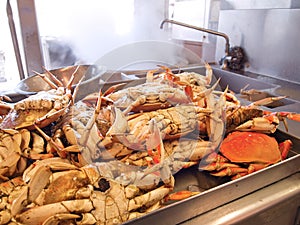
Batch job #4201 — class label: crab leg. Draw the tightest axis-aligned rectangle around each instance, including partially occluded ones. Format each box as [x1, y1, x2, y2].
[34, 124, 80, 159]
[211, 167, 249, 177]
[43, 214, 81, 225]
[66, 65, 80, 90]
[229, 109, 300, 133]
[206, 84, 226, 147]
[42, 66, 64, 87]
[33, 70, 60, 89]
[249, 95, 287, 107]
[104, 83, 127, 96]
[204, 62, 213, 85]
[146, 118, 164, 164]
[279, 112, 300, 121]
[264, 111, 300, 132]
[165, 190, 199, 201]
[146, 68, 159, 82]
[193, 78, 220, 104]
[128, 184, 173, 211]
[35, 65, 80, 91]
[16, 199, 94, 225]
[157, 65, 179, 83]
[279, 139, 292, 159]
[79, 91, 102, 147]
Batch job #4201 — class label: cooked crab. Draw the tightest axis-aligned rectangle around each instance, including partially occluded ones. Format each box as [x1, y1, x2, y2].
[200, 131, 292, 179]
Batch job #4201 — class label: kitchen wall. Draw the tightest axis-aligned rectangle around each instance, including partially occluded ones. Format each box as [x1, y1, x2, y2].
[215, 0, 300, 84]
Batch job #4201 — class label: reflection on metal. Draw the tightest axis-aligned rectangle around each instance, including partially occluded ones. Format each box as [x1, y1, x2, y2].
[182, 173, 300, 225]
[17, 0, 44, 77]
[160, 19, 231, 69]
[6, 0, 25, 80]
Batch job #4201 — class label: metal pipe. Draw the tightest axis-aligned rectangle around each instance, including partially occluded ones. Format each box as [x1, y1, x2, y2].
[17, 0, 45, 76]
[6, 0, 25, 80]
[160, 19, 231, 68]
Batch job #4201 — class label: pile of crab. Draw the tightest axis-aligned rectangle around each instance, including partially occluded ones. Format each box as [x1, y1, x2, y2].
[0, 64, 299, 225]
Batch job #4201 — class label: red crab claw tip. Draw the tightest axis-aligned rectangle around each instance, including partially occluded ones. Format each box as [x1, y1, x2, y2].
[184, 85, 193, 101]
[286, 113, 300, 122]
[165, 190, 199, 201]
[266, 111, 300, 122]
[279, 139, 292, 160]
[146, 119, 165, 164]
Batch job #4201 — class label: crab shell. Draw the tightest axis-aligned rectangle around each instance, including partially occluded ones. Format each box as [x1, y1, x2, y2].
[220, 131, 283, 164]
[107, 82, 192, 113]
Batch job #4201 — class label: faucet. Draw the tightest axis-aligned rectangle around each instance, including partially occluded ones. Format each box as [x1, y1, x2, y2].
[160, 19, 231, 69]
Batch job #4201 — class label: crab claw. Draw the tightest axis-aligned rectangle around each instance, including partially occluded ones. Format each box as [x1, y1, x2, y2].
[276, 112, 300, 122]
[107, 107, 129, 135]
[146, 68, 159, 82]
[165, 190, 199, 201]
[279, 139, 292, 160]
[264, 111, 300, 132]
[142, 121, 175, 187]
[157, 65, 179, 83]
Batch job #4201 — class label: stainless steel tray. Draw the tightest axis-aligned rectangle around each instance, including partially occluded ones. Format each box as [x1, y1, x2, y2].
[124, 129, 300, 225]
[4, 65, 299, 224]
[74, 66, 299, 225]
[10, 65, 298, 224]
[96, 66, 300, 225]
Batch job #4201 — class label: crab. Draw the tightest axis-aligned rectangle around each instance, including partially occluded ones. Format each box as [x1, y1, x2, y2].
[8, 157, 178, 225]
[0, 66, 81, 130]
[0, 128, 54, 181]
[0, 176, 27, 224]
[150, 63, 216, 106]
[200, 131, 292, 179]
[82, 64, 217, 116]
[0, 95, 13, 123]
[120, 138, 214, 170]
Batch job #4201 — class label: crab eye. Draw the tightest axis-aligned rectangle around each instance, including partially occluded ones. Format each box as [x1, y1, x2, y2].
[97, 178, 110, 192]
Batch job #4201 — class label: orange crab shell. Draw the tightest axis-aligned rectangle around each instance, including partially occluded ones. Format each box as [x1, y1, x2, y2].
[220, 131, 282, 164]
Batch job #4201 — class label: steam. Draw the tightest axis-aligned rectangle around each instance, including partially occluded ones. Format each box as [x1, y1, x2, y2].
[35, 0, 202, 69]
